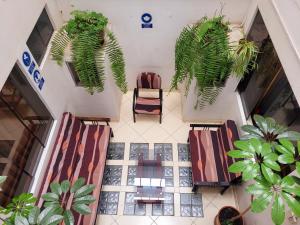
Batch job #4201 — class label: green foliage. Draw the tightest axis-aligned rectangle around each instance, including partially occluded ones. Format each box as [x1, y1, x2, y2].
[171, 16, 258, 109]
[0, 193, 36, 225]
[14, 207, 64, 225]
[0, 176, 7, 184]
[241, 114, 300, 143]
[228, 116, 300, 225]
[231, 39, 259, 77]
[106, 31, 127, 93]
[50, 10, 127, 94]
[41, 177, 96, 225]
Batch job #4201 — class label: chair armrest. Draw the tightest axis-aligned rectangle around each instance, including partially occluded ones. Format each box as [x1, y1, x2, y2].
[133, 88, 138, 111]
[190, 123, 222, 130]
[159, 89, 163, 111]
[76, 116, 111, 126]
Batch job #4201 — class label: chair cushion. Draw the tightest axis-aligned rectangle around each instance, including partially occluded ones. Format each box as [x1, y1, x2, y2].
[189, 120, 239, 186]
[134, 97, 161, 115]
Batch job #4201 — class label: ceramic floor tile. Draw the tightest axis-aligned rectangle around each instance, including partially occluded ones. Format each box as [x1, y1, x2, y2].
[97, 90, 237, 223]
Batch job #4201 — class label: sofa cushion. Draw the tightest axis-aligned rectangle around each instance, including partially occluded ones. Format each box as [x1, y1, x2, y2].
[189, 120, 239, 186]
[38, 112, 111, 225]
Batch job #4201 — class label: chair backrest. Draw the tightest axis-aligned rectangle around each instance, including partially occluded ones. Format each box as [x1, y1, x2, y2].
[137, 72, 161, 89]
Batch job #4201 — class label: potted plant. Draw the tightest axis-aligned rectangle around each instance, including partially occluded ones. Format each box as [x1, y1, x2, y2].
[0, 177, 95, 225]
[170, 16, 259, 109]
[50, 10, 127, 94]
[214, 115, 300, 225]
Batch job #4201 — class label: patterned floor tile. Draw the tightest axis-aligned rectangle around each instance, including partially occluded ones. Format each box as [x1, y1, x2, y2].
[180, 193, 203, 217]
[98, 192, 119, 215]
[154, 143, 173, 161]
[103, 165, 122, 186]
[107, 142, 125, 160]
[178, 143, 191, 161]
[152, 193, 174, 216]
[163, 167, 174, 187]
[129, 143, 149, 160]
[179, 167, 193, 187]
[124, 192, 146, 216]
[127, 166, 137, 186]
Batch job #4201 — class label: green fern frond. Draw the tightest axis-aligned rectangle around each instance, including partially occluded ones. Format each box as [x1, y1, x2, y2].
[231, 39, 259, 77]
[171, 15, 257, 109]
[105, 30, 127, 93]
[72, 32, 102, 94]
[50, 28, 70, 66]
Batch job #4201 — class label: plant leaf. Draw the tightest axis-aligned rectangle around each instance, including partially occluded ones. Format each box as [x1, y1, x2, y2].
[227, 150, 253, 158]
[271, 194, 285, 225]
[72, 204, 91, 215]
[242, 163, 260, 181]
[263, 159, 281, 171]
[15, 216, 29, 225]
[261, 164, 276, 184]
[42, 193, 59, 202]
[277, 131, 300, 141]
[246, 183, 270, 196]
[63, 210, 74, 225]
[251, 192, 273, 213]
[296, 161, 300, 175]
[28, 207, 40, 224]
[50, 183, 62, 196]
[278, 139, 295, 154]
[74, 184, 95, 198]
[281, 192, 300, 217]
[70, 177, 85, 193]
[74, 195, 96, 205]
[61, 180, 70, 193]
[44, 215, 64, 225]
[228, 160, 251, 173]
[241, 125, 263, 138]
[278, 154, 295, 164]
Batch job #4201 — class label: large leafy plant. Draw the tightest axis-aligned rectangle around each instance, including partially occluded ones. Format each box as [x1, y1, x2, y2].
[0, 177, 95, 225]
[226, 115, 300, 225]
[241, 114, 300, 143]
[170, 16, 258, 109]
[51, 10, 127, 94]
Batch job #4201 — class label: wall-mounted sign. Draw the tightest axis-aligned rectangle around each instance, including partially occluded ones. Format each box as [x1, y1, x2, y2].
[22, 51, 45, 90]
[141, 13, 153, 28]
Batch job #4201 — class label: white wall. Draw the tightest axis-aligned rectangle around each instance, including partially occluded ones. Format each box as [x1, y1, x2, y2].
[234, 1, 300, 224]
[55, 0, 252, 90]
[0, 0, 122, 194]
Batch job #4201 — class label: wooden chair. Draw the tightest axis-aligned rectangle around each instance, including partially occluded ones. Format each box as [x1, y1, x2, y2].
[133, 72, 163, 123]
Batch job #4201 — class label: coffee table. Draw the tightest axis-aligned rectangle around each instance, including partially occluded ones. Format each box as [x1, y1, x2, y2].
[134, 153, 165, 203]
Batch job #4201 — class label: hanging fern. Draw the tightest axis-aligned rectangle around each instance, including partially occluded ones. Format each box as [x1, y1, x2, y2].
[171, 16, 258, 109]
[105, 30, 127, 93]
[50, 10, 127, 94]
[50, 28, 70, 66]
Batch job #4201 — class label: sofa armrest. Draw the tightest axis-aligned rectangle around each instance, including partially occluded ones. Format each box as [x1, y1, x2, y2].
[76, 116, 111, 126]
[190, 123, 222, 130]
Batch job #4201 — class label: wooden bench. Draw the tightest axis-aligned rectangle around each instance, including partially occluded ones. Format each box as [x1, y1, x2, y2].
[188, 120, 241, 194]
[37, 112, 112, 225]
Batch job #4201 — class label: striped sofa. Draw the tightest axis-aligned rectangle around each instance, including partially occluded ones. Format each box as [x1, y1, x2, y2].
[38, 112, 112, 225]
[188, 120, 241, 194]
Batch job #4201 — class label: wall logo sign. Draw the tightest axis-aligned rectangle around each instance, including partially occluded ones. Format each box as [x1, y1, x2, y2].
[141, 13, 153, 28]
[22, 51, 45, 90]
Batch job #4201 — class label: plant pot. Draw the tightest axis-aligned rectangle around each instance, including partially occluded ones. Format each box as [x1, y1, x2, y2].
[214, 206, 244, 225]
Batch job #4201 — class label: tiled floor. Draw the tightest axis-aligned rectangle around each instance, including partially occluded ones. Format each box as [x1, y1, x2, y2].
[97, 91, 237, 225]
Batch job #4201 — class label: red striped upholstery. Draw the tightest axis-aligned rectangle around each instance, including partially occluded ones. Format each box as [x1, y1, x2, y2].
[37, 112, 111, 225]
[189, 120, 240, 186]
[137, 72, 161, 89]
[134, 97, 161, 115]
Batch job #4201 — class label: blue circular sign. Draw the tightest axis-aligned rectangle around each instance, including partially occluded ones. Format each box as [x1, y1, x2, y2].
[141, 13, 152, 23]
[22, 51, 31, 67]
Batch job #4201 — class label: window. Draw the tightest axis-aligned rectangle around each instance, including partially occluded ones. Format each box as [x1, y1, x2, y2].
[0, 64, 53, 206]
[66, 61, 82, 86]
[238, 10, 300, 130]
[26, 8, 54, 65]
